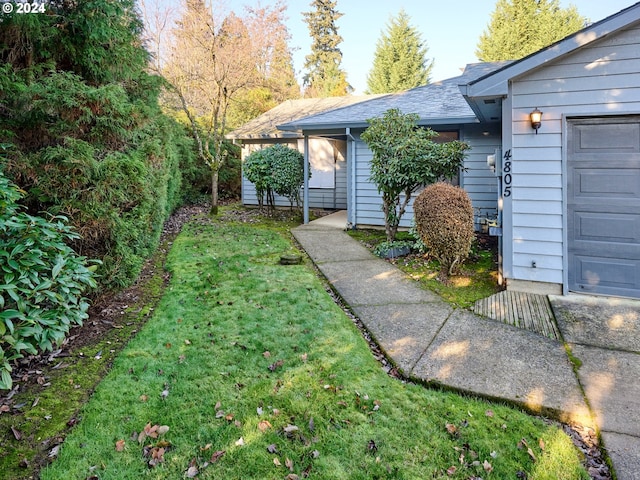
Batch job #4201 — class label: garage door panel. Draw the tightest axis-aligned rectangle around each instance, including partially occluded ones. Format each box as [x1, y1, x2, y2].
[572, 255, 640, 295]
[568, 116, 640, 298]
[572, 212, 640, 244]
[573, 169, 640, 198]
[574, 122, 640, 153]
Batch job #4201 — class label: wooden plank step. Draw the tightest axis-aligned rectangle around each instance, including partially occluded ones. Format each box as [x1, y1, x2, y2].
[473, 291, 561, 341]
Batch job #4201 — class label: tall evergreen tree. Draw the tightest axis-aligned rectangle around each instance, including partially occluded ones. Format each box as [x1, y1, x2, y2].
[476, 0, 586, 61]
[302, 0, 351, 97]
[366, 10, 433, 94]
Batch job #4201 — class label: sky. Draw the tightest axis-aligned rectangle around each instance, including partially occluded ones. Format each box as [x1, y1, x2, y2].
[222, 0, 637, 94]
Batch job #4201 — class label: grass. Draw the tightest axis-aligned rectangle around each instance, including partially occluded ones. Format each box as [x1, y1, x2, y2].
[0, 238, 171, 480]
[37, 211, 587, 479]
[348, 229, 502, 308]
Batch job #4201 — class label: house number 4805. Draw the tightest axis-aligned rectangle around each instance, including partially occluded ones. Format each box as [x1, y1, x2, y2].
[503, 149, 512, 197]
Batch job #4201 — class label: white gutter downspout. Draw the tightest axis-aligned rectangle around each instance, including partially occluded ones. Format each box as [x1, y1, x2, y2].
[303, 134, 310, 224]
[346, 127, 356, 228]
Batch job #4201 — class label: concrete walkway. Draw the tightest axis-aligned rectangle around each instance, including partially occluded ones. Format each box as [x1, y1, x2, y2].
[292, 214, 640, 480]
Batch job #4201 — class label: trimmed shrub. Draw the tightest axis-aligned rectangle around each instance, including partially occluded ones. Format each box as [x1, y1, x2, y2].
[414, 182, 474, 275]
[244, 144, 305, 211]
[0, 171, 97, 389]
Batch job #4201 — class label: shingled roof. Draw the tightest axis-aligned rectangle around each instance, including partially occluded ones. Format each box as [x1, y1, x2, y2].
[277, 62, 512, 132]
[226, 95, 384, 140]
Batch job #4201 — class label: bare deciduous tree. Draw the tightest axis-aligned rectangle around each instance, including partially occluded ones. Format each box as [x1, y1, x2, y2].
[141, 0, 299, 214]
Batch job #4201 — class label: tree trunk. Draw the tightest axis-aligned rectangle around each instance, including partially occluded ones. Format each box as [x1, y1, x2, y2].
[210, 168, 219, 216]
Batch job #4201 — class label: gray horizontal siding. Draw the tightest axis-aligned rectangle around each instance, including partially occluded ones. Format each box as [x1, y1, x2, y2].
[506, 23, 640, 287]
[241, 138, 347, 209]
[352, 126, 500, 229]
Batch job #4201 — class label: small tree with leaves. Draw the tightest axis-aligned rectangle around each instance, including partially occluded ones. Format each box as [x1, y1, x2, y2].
[243, 144, 306, 212]
[361, 109, 469, 242]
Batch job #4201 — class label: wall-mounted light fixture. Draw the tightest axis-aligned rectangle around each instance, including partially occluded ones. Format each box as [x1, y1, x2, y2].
[530, 108, 543, 134]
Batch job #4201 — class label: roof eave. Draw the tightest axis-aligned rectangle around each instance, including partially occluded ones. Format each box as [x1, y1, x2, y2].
[278, 116, 479, 133]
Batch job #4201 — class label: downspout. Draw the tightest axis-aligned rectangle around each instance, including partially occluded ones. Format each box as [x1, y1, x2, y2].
[303, 134, 310, 224]
[345, 127, 356, 228]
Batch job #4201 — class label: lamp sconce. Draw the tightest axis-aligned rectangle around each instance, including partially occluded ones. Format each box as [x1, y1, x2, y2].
[530, 108, 543, 134]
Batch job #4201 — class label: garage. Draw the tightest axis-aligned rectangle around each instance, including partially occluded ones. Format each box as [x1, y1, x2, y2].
[567, 116, 640, 298]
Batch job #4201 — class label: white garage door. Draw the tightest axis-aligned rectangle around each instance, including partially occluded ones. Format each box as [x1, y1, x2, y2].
[568, 116, 640, 298]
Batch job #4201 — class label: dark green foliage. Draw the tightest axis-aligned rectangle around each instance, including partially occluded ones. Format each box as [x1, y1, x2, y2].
[0, 172, 97, 390]
[302, 0, 351, 97]
[476, 0, 586, 61]
[0, 1, 199, 291]
[414, 182, 475, 275]
[243, 144, 305, 211]
[361, 108, 470, 242]
[366, 9, 433, 94]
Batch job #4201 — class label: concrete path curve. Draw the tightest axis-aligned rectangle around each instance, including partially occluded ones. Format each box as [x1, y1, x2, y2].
[292, 218, 640, 480]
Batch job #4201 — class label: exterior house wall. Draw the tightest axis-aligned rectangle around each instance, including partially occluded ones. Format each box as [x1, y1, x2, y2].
[241, 138, 347, 209]
[506, 23, 640, 291]
[351, 126, 501, 229]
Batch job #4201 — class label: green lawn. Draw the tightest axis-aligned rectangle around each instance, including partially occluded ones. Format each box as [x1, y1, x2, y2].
[348, 229, 503, 308]
[39, 213, 587, 479]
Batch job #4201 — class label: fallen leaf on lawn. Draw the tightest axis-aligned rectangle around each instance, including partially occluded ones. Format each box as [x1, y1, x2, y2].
[157, 425, 170, 435]
[165, 343, 171, 349]
[286, 457, 294, 471]
[48, 445, 60, 458]
[337, 401, 348, 407]
[263, 351, 271, 358]
[115, 439, 125, 452]
[211, 450, 226, 463]
[483, 459, 493, 472]
[518, 438, 529, 448]
[235, 437, 244, 446]
[445, 423, 458, 436]
[267, 444, 278, 454]
[184, 339, 191, 345]
[139, 394, 149, 402]
[11, 426, 22, 441]
[302, 464, 312, 478]
[161, 388, 169, 400]
[539, 438, 545, 450]
[268, 359, 284, 372]
[490, 451, 497, 458]
[311, 450, 320, 459]
[300, 353, 308, 363]
[148, 446, 165, 467]
[216, 410, 226, 418]
[215, 401, 222, 410]
[272, 408, 280, 416]
[258, 420, 272, 432]
[273, 457, 282, 467]
[527, 447, 537, 462]
[446, 465, 457, 475]
[283, 424, 299, 433]
[225, 413, 235, 421]
[186, 465, 198, 477]
[308, 417, 314, 432]
[200, 443, 212, 451]
[0, 405, 10, 414]
[367, 440, 378, 453]
[285, 475, 299, 480]
[485, 410, 494, 417]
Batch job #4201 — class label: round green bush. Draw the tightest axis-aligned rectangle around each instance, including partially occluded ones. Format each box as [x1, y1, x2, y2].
[413, 182, 474, 275]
